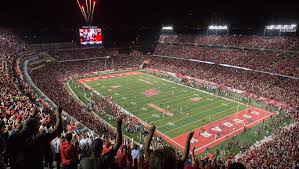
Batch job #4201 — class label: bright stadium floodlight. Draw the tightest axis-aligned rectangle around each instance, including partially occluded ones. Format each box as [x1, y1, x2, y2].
[161, 25, 174, 35]
[265, 24, 297, 32]
[162, 26, 173, 30]
[264, 24, 297, 36]
[207, 25, 229, 35]
[208, 25, 228, 30]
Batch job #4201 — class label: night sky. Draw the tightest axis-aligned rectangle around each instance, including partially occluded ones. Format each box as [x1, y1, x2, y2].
[1, 0, 298, 28]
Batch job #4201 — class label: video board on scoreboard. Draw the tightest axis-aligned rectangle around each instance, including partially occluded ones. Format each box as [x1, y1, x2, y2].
[79, 26, 102, 45]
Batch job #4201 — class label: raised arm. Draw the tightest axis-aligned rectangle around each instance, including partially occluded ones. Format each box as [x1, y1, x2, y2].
[191, 147, 196, 166]
[49, 107, 63, 138]
[144, 125, 155, 161]
[111, 118, 123, 154]
[180, 131, 194, 163]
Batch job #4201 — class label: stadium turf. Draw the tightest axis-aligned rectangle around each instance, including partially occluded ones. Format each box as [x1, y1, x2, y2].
[83, 72, 248, 138]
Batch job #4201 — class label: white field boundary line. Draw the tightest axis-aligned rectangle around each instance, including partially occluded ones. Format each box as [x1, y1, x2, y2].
[145, 73, 249, 107]
[66, 80, 87, 106]
[194, 112, 274, 153]
[83, 81, 185, 149]
[163, 103, 240, 135]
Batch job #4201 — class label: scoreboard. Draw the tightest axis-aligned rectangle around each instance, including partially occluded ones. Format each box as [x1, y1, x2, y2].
[79, 26, 102, 45]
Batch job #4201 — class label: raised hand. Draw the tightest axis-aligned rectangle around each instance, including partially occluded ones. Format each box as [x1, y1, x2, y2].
[181, 131, 194, 163]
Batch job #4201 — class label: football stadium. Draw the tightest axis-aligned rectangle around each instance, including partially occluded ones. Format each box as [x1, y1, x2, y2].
[0, 0, 299, 169]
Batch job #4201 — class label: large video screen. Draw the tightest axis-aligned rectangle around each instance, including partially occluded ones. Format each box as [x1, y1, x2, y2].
[79, 27, 102, 45]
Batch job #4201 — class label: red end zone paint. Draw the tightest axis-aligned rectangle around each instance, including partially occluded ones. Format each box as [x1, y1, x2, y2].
[172, 107, 276, 155]
[78, 71, 143, 84]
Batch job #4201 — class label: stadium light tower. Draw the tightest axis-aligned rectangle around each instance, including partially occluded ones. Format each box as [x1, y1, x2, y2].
[264, 24, 297, 36]
[162, 25, 174, 34]
[207, 25, 229, 35]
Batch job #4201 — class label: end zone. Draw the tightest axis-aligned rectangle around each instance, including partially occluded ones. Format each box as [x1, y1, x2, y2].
[172, 106, 276, 155]
[78, 71, 143, 84]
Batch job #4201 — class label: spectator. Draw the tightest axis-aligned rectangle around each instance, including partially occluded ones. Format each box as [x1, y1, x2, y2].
[131, 144, 142, 161]
[117, 145, 130, 169]
[60, 133, 78, 169]
[79, 135, 89, 160]
[7, 107, 62, 169]
[144, 125, 194, 169]
[78, 118, 123, 169]
[52, 134, 62, 169]
[102, 141, 112, 155]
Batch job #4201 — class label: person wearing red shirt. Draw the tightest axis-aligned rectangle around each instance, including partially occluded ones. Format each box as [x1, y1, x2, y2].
[117, 145, 130, 169]
[60, 133, 78, 169]
[102, 141, 111, 155]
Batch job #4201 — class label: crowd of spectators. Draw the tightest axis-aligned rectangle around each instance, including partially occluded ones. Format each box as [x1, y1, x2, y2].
[49, 48, 106, 61]
[28, 49, 298, 168]
[30, 60, 118, 139]
[159, 34, 299, 51]
[146, 57, 298, 108]
[1, 30, 299, 168]
[0, 30, 140, 169]
[241, 122, 299, 168]
[154, 44, 299, 77]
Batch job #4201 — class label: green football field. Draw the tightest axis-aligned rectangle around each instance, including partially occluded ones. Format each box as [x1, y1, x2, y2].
[83, 72, 248, 138]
